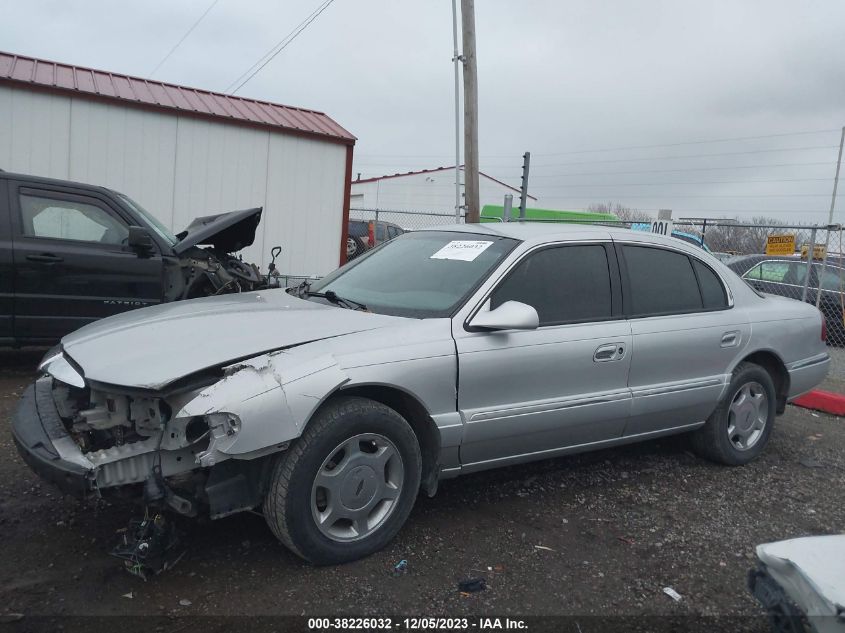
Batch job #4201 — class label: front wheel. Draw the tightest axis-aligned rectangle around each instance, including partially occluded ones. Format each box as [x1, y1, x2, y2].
[690, 362, 776, 465]
[263, 397, 421, 564]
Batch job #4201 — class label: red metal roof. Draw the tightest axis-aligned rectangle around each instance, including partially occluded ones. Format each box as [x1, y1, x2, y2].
[352, 166, 537, 200]
[0, 51, 355, 145]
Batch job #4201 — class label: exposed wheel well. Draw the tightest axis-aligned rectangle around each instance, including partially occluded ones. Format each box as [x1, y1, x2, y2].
[329, 385, 441, 496]
[740, 351, 790, 414]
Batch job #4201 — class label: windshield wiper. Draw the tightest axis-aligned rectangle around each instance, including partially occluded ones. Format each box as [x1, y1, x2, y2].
[288, 281, 367, 311]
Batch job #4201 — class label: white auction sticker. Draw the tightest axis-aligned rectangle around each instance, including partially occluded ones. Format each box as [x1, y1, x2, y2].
[430, 240, 494, 262]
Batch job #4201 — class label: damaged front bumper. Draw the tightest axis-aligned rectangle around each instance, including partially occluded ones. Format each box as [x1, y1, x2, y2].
[12, 378, 93, 496]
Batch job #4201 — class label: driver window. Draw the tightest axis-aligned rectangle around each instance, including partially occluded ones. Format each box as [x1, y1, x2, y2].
[491, 244, 613, 326]
[19, 193, 128, 245]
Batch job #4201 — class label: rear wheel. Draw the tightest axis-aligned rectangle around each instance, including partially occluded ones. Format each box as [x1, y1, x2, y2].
[690, 362, 776, 465]
[263, 397, 421, 564]
[346, 236, 366, 260]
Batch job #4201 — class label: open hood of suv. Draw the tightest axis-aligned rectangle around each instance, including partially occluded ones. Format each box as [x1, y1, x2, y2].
[174, 207, 262, 255]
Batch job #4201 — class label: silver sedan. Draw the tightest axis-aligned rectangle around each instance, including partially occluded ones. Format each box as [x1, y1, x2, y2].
[13, 223, 830, 565]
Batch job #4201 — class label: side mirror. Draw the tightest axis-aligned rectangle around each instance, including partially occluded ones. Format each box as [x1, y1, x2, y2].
[127, 226, 154, 253]
[469, 300, 539, 331]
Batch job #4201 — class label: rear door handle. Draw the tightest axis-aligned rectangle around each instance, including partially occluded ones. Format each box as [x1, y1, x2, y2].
[26, 253, 63, 263]
[594, 342, 626, 362]
[721, 331, 740, 348]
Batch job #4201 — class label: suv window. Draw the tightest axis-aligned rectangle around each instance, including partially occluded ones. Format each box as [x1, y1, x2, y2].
[744, 261, 807, 285]
[623, 245, 702, 315]
[20, 193, 128, 245]
[693, 259, 728, 309]
[347, 221, 369, 238]
[375, 223, 387, 242]
[491, 244, 613, 325]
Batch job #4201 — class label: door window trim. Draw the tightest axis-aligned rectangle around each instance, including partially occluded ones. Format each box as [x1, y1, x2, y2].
[463, 239, 624, 331]
[615, 242, 734, 319]
[13, 186, 145, 252]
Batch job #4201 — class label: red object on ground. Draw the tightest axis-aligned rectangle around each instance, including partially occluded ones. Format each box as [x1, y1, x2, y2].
[793, 390, 845, 416]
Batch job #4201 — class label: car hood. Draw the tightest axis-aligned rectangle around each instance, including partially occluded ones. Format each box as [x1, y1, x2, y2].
[61, 290, 404, 390]
[173, 207, 262, 255]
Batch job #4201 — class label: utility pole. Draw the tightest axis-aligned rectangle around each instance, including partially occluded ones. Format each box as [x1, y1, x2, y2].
[451, 0, 462, 222]
[827, 126, 845, 225]
[519, 152, 531, 219]
[815, 125, 845, 308]
[461, 0, 480, 223]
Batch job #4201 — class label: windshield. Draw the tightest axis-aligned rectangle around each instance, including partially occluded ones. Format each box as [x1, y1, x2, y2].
[310, 231, 518, 317]
[117, 193, 179, 247]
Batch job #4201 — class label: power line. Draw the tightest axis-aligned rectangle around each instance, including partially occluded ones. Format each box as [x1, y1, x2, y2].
[532, 177, 833, 189]
[529, 193, 833, 199]
[531, 145, 840, 169]
[489, 161, 837, 179]
[225, 0, 336, 94]
[353, 128, 841, 160]
[149, 0, 221, 76]
[528, 129, 842, 157]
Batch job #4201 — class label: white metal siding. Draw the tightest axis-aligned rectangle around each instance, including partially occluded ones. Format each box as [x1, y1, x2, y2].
[0, 85, 346, 276]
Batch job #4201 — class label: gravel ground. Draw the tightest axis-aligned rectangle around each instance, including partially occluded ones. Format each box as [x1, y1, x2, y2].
[0, 350, 843, 630]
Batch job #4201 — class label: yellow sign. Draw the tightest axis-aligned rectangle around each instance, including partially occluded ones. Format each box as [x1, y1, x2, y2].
[765, 234, 796, 256]
[800, 244, 827, 260]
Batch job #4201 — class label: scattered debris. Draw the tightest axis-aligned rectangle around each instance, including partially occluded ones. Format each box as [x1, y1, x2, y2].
[458, 577, 487, 594]
[662, 587, 683, 602]
[617, 536, 635, 545]
[393, 559, 408, 575]
[179, 598, 192, 607]
[122, 592, 134, 599]
[534, 544, 555, 552]
[111, 511, 185, 581]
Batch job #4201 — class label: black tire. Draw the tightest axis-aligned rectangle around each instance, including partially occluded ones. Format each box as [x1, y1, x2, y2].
[263, 396, 421, 564]
[690, 362, 777, 465]
[346, 236, 366, 260]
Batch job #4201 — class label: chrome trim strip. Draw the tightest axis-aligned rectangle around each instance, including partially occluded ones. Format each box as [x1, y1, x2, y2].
[468, 389, 631, 423]
[786, 353, 830, 371]
[630, 377, 724, 398]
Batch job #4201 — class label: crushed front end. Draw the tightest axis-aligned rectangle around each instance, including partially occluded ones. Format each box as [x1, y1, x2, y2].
[11, 350, 273, 519]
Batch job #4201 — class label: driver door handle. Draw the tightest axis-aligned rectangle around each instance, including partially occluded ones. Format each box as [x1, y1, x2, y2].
[594, 343, 626, 362]
[26, 253, 64, 263]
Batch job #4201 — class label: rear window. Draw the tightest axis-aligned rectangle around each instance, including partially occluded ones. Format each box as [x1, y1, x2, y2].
[693, 260, 728, 309]
[623, 245, 702, 315]
[348, 221, 369, 238]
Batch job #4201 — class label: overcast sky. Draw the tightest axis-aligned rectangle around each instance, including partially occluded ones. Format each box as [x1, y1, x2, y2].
[2, 0, 844, 223]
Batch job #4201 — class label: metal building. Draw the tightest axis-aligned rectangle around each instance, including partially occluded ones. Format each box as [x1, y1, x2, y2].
[0, 51, 355, 276]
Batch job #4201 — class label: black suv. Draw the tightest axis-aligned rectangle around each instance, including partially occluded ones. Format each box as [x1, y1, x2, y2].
[347, 219, 404, 260]
[0, 171, 265, 347]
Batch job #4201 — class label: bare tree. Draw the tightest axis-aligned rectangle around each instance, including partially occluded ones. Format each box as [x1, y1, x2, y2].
[702, 216, 789, 254]
[588, 202, 652, 222]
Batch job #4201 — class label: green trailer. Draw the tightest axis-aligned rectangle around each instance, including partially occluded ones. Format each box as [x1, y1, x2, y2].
[480, 205, 618, 223]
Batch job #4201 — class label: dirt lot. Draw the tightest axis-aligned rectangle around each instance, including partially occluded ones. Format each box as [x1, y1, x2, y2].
[1, 350, 843, 630]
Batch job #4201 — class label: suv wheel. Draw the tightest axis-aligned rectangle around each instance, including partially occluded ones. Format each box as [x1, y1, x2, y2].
[263, 397, 421, 564]
[690, 362, 776, 465]
[346, 236, 365, 260]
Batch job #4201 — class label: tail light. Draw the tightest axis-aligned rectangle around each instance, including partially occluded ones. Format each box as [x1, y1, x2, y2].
[821, 313, 828, 342]
[367, 221, 375, 248]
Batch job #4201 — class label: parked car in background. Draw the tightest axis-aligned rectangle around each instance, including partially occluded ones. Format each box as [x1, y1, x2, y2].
[727, 254, 845, 343]
[0, 171, 267, 347]
[346, 219, 404, 260]
[14, 223, 829, 568]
